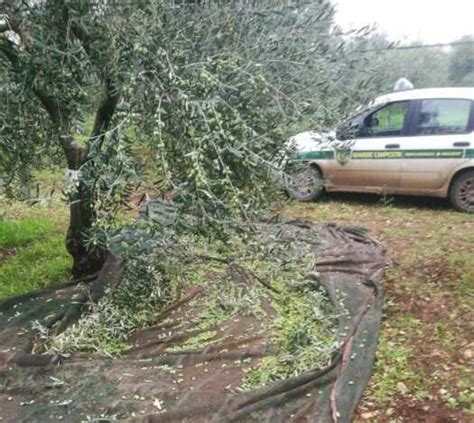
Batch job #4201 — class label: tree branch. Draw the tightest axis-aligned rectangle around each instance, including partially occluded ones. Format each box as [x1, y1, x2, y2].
[61, 3, 120, 141]
[0, 37, 18, 65]
[90, 79, 120, 140]
[0, 11, 30, 45]
[32, 85, 86, 168]
[1, 25, 86, 168]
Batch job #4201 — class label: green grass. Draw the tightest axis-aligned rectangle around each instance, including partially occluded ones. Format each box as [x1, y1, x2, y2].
[367, 314, 425, 405]
[0, 233, 71, 298]
[0, 218, 54, 249]
[0, 203, 71, 299]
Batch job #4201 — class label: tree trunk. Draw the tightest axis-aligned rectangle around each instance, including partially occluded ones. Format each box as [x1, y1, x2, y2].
[63, 140, 107, 278]
[66, 191, 107, 278]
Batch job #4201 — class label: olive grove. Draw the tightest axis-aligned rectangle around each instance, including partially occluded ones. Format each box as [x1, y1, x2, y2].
[1, 0, 378, 276]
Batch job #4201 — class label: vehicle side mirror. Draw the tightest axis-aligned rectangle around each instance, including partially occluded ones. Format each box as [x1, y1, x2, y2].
[367, 116, 379, 128]
[335, 126, 346, 140]
[336, 121, 362, 140]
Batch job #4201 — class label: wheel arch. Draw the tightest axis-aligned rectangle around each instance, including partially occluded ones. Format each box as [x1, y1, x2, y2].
[448, 166, 474, 195]
[308, 161, 325, 177]
[307, 161, 328, 188]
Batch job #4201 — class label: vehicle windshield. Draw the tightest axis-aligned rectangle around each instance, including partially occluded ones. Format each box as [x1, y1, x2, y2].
[336, 104, 380, 139]
[341, 104, 380, 126]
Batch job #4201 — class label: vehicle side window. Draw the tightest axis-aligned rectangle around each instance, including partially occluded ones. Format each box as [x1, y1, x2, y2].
[416, 99, 471, 135]
[362, 101, 408, 137]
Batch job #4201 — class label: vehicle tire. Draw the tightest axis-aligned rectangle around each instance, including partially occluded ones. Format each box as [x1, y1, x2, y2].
[284, 163, 324, 202]
[449, 170, 474, 213]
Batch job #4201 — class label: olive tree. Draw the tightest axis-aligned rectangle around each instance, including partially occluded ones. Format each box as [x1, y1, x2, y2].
[1, 0, 374, 277]
[449, 35, 474, 86]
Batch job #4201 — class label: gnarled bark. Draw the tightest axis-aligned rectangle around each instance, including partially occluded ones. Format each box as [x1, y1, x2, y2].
[2, 7, 118, 278]
[66, 193, 107, 278]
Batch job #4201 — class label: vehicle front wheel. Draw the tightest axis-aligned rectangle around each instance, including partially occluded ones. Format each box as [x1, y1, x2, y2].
[284, 162, 324, 202]
[449, 170, 474, 213]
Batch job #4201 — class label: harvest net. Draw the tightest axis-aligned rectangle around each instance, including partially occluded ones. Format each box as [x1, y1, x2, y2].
[0, 220, 387, 422]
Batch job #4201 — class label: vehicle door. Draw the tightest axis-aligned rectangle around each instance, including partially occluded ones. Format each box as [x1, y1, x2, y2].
[399, 98, 474, 192]
[328, 101, 410, 191]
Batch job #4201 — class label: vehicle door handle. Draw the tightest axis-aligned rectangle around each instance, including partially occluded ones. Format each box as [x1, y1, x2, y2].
[453, 142, 470, 147]
[385, 143, 400, 149]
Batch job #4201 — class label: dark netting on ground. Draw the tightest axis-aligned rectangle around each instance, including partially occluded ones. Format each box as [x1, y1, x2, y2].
[0, 220, 388, 422]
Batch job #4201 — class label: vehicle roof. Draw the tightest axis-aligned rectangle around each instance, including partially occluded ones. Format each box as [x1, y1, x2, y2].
[372, 87, 474, 105]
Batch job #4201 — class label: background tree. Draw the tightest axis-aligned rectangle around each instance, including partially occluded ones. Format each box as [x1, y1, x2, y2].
[350, 32, 474, 92]
[1, 0, 379, 277]
[448, 35, 474, 86]
[349, 33, 450, 91]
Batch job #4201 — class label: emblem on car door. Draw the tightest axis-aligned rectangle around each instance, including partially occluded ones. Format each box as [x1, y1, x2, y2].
[335, 148, 352, 166]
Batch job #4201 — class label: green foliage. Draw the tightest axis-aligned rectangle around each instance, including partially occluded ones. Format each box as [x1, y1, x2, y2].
[449, 35, 474, 86]
[0, 85, 61, 197]
[39, 219, 339, 376]
[349, 33, 473, 92]
[194, 278, 264, 331]
[242, 286, 338, 389]
[41, 251, 174, 356]
[383, 48, 450, 89]
[125, 0, 372, 231]
[75, 129, 140, 248]
[1, 0, 385, 251]
[174, 330, 219, 352]
[353, 35, 449, 91]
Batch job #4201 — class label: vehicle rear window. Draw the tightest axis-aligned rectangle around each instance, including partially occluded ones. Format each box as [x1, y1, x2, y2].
[416, 99, 471, 135]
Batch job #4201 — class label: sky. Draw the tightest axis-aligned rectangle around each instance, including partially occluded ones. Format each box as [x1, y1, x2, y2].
[333, 0, 474, 44]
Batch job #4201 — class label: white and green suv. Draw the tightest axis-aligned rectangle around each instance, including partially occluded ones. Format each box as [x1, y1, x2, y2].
[285, 87, 474, 212]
